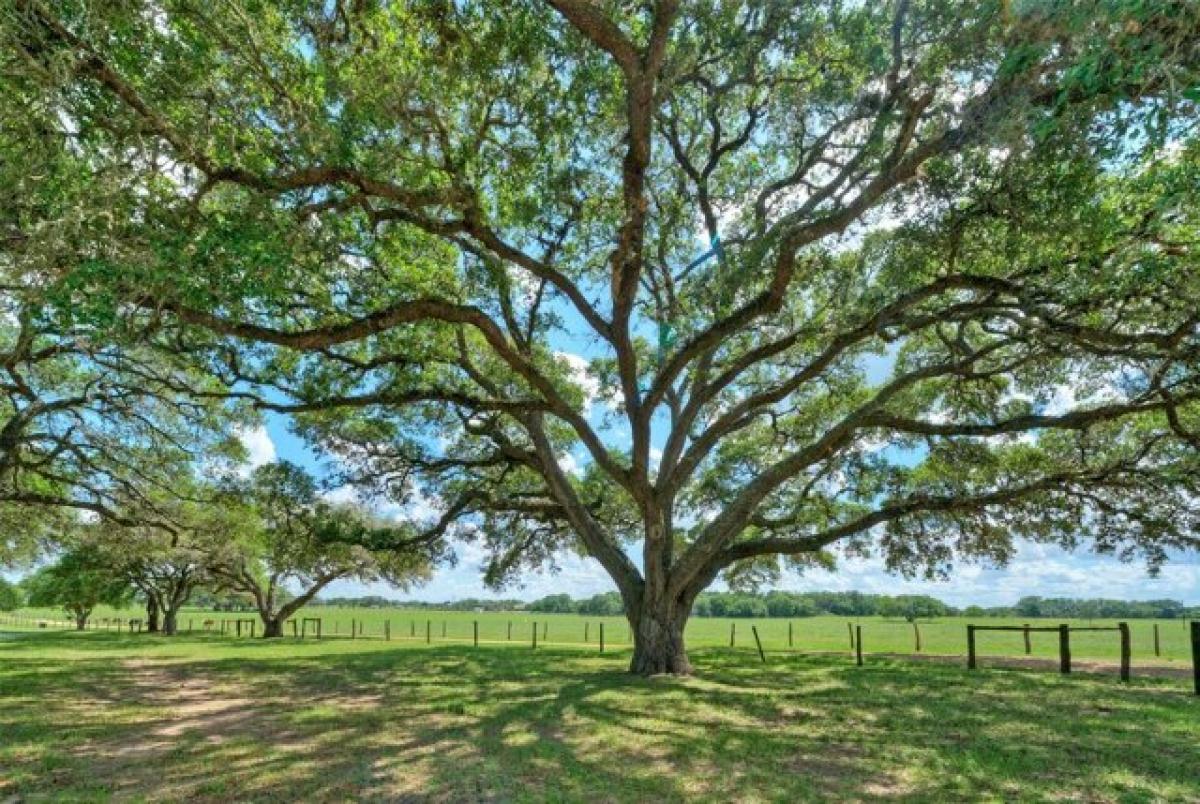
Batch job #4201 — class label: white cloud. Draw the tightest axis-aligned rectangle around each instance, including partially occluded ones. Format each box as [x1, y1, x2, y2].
[557, 452, 583, 477]
[401, 486, 444, 526]
[556, 351, 600, 404]
[323, 544, 619, 602]
[649, 447, 663, 471]
[322, 485, 362, 506]
[777, 540, 1200, 607]
[235, 425, 276, 474]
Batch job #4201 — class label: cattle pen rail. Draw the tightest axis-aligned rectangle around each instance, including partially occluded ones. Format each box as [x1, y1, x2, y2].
[967, 623, 1132, 681]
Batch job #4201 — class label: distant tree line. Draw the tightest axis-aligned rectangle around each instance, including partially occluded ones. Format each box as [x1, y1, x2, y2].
[969, 596, 1198, 620]
[523, 591, 962, 619]
[12, 575, 1199, 622]
[313, 591, 1200, 620]
[694, 592, 953, 619]
[314, 596, 524, 612]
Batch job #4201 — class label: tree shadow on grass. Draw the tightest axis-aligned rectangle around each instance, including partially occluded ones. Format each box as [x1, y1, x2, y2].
[1, 632, 1197, 802]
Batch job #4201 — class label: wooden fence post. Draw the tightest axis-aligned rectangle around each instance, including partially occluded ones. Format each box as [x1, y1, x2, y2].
[1059, 624, 1071, 674]
[1153, 623, 1160, 658]
[855, 625, 863, 667]
[585, 622, 589, 643]
[442, 621, 447, 638]
[474, 621, 479, 647]
[1023, 624, 1031, 655]
[532, 621, 538, 649]
[847, 621, 855, 651]
[1118, 622, 1131, 683]
[913, 621, 921, 653]
[730, 622, 735, 647]
[599, 623, 605, 653]
[188, 618, 193, 633]
[507, 621, 512, 641]
[351, 618, 357, 640]
[542, 622, 548, 641]
[385, 620, 391, 641]
[236, 620, 242, 638]
[788, 621, 793, 648]
[292, 619, 298, 637]
[426, 620, 431, 644]
[751, 626, 766, 664]
[967, 625, 976, 670]
[410, 620, 415, 638]
[1190, 621, 1199, 696]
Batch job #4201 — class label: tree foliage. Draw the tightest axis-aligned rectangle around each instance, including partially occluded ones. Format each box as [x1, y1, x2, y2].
[208, 461, 435, 635]
[82, 487, 231, 634]
[21, 546, 132, 628]
[0, 576, 22, 611]
[0, 289, 247, 531]
[4, 0, 1199, 671]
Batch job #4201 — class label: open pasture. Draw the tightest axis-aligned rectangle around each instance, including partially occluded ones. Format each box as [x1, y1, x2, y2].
[6, 606, 1195, 664]
[1, 628, 1197, 802]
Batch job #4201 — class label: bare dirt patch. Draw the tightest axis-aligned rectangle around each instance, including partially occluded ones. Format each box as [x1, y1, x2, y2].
[119, 660, 260, 742]
[67, 660, 314, 800]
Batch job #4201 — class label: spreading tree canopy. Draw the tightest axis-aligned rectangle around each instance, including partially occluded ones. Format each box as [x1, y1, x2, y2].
[0, 287, 246, 531]
[4, 0, 1200, 672]
[208, 461, 434, 637]
[22, 545, 132, 629]
[84, 486, 231, 635]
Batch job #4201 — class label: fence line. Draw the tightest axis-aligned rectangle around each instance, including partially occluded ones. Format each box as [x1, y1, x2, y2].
[2, 612, 1197, 694]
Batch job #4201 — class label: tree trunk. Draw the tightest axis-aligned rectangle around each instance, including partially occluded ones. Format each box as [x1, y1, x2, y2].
[162, 609, 178, 636]
[146, 599, 160, 633]
[75, 615, 88, 631]
[629, 602, 692, 675]
[261, 617, 284, 638]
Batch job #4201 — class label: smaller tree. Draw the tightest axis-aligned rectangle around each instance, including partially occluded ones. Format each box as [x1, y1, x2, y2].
[91, 498, 226, 636]
[111, 542, 208, 636]
[210, 462, 435, 638]
[0, 577, 22, 611]
[22, 548, 132, 630]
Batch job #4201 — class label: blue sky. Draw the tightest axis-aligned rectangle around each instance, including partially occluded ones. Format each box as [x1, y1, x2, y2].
[245, 413, 1200, 607]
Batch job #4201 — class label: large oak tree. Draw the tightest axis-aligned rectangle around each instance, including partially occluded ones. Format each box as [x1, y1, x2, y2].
[5, 0, 1200, 672]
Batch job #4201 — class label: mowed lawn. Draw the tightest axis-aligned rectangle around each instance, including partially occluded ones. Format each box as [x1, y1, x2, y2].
[1, 630, 1197, 802]
[7, 607, 1197, 663]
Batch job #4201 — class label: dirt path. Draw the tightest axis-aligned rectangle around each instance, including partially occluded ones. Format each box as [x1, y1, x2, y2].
[118, 660, 259, 742]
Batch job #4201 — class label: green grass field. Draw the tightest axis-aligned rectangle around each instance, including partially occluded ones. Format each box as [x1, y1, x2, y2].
[0, 628, 1197, 802]
[5, 605, 1196, 663]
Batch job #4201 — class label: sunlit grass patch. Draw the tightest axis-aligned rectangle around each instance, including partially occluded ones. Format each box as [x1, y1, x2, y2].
[0, 629, 1196, 802]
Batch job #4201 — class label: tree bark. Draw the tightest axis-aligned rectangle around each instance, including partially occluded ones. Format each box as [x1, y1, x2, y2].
[261, 616, 284, 638]
[75, 614, 88, 631]
[628, 600, 692, 675]
[146, 599, 160, 633]
[162, 609, 178, 636]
